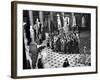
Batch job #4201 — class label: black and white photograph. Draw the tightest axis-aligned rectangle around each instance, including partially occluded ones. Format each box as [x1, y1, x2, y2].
[11, 1, 97, 78]
[23, 11, 91, 69]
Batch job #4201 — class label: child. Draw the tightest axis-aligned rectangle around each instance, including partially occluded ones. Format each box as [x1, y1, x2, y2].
[63, 58, 70, 67]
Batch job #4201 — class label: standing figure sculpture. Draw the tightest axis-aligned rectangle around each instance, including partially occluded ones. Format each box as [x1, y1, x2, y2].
[33, 18, 40, 44]
[63, 16, 70, 34]
[57, 14, 62, 31]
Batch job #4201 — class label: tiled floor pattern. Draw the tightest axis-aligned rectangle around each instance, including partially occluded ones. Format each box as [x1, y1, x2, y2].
[38, 48, 91, 68]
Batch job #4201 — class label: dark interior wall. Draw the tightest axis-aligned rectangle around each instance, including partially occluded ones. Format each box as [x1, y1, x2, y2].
[75, 13, 91, 31]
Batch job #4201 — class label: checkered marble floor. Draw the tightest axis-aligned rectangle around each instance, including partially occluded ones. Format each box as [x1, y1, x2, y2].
[37, 48, 91, 68]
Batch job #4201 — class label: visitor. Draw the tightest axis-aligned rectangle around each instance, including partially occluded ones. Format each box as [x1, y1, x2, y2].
[63, 58, 70, 67]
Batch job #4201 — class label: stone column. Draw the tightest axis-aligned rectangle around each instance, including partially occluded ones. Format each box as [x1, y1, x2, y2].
[29, 10, 34, 42]
[61, 12, 65, 24]
[81, 16, 86, 27]
[50, 12, 53, 21]
[39, 11, 43, 31]
[72, 13, 76, 27]
[48, 16, 51, 33]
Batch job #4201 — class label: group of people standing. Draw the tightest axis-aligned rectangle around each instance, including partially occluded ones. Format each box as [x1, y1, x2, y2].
[23, 13, 80, 69]
[45, 29, 80, 54]
[28, 14, 80, 54]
